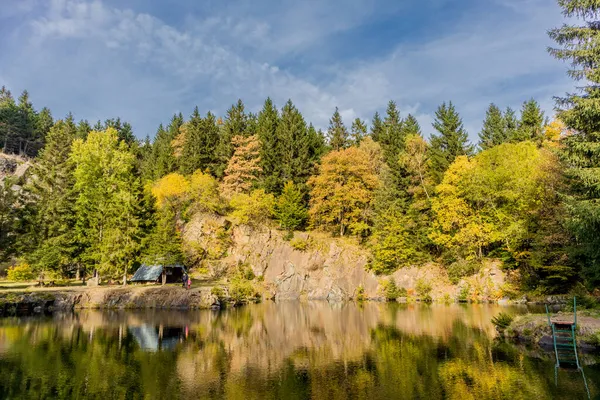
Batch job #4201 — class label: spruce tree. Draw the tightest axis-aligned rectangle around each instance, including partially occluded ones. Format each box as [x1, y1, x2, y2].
[402, 114, 422, 136]
[215, 100, 250, 178]
[370, 112, 384, 142]
[24, 119, 78, 277]
[503, 107, 518, 141]
[180, 108, 220, 175]
[327, 107, 349, 151]
[151, 114, 183, 179]
[276, 181, 308, 232]
[256, 98, 280, 193]
[549, 1, 600, 284]
[350, 118, 368, 145]
[429, 102, 473, 184]
[513, 99, 546, 144]
[478, 103, 507, 150]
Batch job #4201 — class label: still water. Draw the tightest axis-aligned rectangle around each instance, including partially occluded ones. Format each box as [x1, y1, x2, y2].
[0, 302, 598, 399]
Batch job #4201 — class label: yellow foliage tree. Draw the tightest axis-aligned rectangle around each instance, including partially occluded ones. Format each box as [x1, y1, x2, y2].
[151, 173, 190, 209]
[188, 170, 224, 214]
[308, 141, 381, 236]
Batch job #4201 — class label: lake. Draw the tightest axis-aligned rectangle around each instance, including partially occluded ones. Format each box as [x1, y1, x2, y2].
[0, 302, 598, 399]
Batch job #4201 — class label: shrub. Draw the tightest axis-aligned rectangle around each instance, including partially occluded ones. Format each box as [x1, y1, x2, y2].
[491, 312, 514, 331]
[447, 258, 480, 284]
[211, 286, 226, 299]
[416, 279, 433, 303]
[569, 283, 598, 309]
[290, 237, 309, 251]
[228, 278, 260, 305]
[380, 278, 406, 301]
[6, 264, 35, 282]
[355, 285, 366, 302]
[458, 283, 470, 302]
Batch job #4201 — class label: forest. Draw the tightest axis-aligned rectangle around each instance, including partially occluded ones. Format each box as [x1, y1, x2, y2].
[0, 0, 599, 295]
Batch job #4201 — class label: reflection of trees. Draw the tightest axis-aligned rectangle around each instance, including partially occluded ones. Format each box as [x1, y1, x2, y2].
[0, 305, 598, 399]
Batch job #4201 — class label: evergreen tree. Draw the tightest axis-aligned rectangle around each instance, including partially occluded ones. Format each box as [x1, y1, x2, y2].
[179, 108, 220, 175]
[256, 98, 280, 193]
[0, 178, 19, 261]
[402, 114, 422, 136]
[503, 107, 518, 142]
[513, 99, 546, 144]
[327, 107, 349, 151]
[548, 1, 600, 285]
[478, 103, 507, 150]
[276, 100, 321, 191]
[151, 114, 183, 179]
[23, 119, 78, 277]
[350, 118, 368, 145]
[35, 107, 53, 142]
[370, 112, 384, 142]
[215, 100, 250, 178]
[143, 206, 182, 265]
[76, 119, 91, 140]
[103, 118, 136, 145]
[275, 181, 308, 232]
[428, 102, 473, 184]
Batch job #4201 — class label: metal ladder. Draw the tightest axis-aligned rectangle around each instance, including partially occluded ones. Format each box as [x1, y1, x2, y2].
[546, 297, 590, 399]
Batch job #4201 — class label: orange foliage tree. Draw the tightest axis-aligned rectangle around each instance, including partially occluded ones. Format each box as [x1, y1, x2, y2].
[221, 135, 262, 197]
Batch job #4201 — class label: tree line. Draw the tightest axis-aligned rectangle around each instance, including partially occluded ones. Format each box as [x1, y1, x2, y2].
[1, 0, 598, 292]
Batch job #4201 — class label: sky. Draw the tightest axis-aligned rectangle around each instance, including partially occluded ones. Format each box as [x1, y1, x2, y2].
[0, 0, 573, 141]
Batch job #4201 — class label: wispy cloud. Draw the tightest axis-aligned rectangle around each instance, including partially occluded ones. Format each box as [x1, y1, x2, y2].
[0, 0, 572, 142]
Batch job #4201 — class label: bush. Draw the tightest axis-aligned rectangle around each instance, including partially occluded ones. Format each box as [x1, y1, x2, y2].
[458, 283, 470, 302]
[447, 258, 480, 284]
[416, 279, 433, 303]
[355, 285, 366, 302]
[290, 237, 309, 251]
[569, 283, 598, 309]
[229, 189, 275, 226]
[380, 278, 406, 301]
[228, 278, 260, 305]
[211, 286, 226, 299]
[6, 264, 35, 282]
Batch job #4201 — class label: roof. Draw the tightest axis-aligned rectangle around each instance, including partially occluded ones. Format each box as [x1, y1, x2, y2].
[131, 265, 163, 282]
[130, 264, 187, 282]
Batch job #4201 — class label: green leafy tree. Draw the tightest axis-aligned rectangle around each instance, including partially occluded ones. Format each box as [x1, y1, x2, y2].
[71, 128, 143, 281]
[328, 107, 349, 151]
[548, 1, 600, 285]
[275, 181, 308, 232]
[428, 102, 473, 184]
[478, 103, 507, 150]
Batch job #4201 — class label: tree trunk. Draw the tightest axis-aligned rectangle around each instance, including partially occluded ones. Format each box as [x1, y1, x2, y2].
[122, 271, 127, 286]
[75, 265, 80, 281]
[162, 270, 166, 286]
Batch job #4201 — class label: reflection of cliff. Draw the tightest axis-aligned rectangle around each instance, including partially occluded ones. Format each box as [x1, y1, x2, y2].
[0, 303, 598, 399]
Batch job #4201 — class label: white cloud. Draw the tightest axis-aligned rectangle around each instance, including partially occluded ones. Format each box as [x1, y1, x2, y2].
[0, 0, 574, 142]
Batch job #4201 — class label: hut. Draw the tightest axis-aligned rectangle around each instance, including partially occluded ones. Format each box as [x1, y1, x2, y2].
[130, 264, 187, 285]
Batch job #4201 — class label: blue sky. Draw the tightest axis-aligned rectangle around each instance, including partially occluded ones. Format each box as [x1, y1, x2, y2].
[0, 0, 572, 141]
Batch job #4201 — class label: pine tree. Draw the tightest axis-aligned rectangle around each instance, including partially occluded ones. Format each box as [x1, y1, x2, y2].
[215, 100, 250, 178]
[513, 99, 546, 144]
[256, 98, 280, 193]
[276, 181, 308, 232]
[429, 102, 473, 184]
[328, 107, 349, 151]
[221, 135, 262, 197]
[548, 1, 600, 284]
[478, 103, 507, 150]
[350, 118, 368, 145]
[370, 112, 384, 142]
[24, 120, 78, 277]
[76, 119, 91, 140]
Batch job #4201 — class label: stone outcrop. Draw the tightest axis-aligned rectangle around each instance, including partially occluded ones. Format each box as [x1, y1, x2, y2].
[184, 214, 507, 302]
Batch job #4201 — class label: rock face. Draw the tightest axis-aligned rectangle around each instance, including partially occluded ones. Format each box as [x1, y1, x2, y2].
[184, 214, 507, 302]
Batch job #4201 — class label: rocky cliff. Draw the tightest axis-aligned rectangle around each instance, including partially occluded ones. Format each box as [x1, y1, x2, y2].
[184, 213, 507, 302]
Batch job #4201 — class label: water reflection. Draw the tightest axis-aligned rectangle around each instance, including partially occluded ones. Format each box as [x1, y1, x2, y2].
[0, 303, 597, 399]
